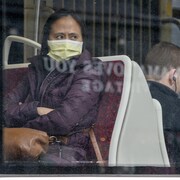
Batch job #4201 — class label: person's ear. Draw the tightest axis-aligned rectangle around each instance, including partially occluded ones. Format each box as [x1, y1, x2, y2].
[169, 68, 177, 92]
[169, 68, 177, 85]
[172, 76, 176, 82]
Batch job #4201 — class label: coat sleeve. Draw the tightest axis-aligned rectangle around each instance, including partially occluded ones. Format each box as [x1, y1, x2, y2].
[23, 63, 105, 135]
[4, 75, 40, 127]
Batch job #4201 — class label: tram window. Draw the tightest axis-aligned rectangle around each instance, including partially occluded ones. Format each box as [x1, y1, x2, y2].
[2, 0, 180, 174]
[7, 42, 23, 64]
[171, 23, 180, 47]
[6, 42, 41, 64]
[2, 0, 180, 65]
[172, 0, 180, 47]
[2, 1, 24, 64]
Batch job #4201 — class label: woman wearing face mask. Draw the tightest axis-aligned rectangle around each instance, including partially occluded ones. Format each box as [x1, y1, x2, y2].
[4, 9, 106, 165]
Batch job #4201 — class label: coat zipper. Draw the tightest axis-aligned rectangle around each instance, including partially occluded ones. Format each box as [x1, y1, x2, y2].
[39, 69, 57, 106]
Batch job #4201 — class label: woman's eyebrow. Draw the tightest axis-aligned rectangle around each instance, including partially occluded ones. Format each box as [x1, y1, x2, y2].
[68, 32, 79, 36]
[54, 32, 64, 36]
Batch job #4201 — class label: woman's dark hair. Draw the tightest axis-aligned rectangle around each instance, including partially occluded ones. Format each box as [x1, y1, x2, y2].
[41, 9, 85, 55]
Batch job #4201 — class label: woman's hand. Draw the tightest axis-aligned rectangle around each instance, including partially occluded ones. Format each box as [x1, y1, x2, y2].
[19, 102, 54, 116]
[37, 107, 54, 116]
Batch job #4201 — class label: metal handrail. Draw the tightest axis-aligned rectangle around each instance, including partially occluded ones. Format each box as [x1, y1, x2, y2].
[3, 35, 41, 69]
[161, 17, 180, 30]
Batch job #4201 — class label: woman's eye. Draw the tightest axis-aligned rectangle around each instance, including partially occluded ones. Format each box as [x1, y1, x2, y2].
[56, 35, 64, 39]
[70, 35, 78, 40]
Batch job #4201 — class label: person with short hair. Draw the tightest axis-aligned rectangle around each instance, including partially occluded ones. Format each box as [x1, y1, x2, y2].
[144, 41, 180, 166]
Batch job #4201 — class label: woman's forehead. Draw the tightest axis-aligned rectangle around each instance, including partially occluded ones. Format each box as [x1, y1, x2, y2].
[51, 16, 81, 33]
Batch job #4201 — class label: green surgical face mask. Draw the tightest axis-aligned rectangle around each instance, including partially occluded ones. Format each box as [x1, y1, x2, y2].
[47, 39, 83, 62]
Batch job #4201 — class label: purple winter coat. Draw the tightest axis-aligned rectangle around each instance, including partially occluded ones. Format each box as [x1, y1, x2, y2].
[4, 50, 105, 163]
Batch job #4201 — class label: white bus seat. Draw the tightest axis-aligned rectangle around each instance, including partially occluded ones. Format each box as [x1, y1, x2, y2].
[3, 35, 41, 69]
[108, 60, 170, 167]
[3, 35, 41, 94]
[88, 55, 132, 165]
[152, 99, 170, 166]
[98, 55, 132, 165]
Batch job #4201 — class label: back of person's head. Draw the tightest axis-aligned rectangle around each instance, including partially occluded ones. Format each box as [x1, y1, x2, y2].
[144, 42, 180, 80]
[41, 9, 85, 56]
